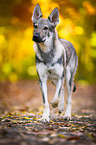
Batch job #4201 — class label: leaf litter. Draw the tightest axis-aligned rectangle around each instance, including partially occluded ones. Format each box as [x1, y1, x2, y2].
[0, 111, 96, 145]
[0, 81, 96, 145]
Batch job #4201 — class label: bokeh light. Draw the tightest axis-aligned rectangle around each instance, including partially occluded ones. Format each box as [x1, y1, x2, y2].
[0, 0, 96, 83]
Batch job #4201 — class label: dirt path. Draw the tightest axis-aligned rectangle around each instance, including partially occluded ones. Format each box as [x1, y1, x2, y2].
[0, 80, 96, 145]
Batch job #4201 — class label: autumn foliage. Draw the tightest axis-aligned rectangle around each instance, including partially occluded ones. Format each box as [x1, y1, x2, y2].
[0, 0, 96, 83]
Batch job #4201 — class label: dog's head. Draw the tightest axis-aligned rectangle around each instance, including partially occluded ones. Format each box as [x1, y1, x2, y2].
[32, 4, 59, 43]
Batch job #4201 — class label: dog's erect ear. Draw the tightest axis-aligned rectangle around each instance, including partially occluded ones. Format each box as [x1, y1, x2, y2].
[32, 4, 42, 24]
[48, 8, 59, 27]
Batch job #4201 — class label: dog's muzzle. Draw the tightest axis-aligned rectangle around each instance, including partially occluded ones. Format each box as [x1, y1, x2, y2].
[33, 33, 45, 43]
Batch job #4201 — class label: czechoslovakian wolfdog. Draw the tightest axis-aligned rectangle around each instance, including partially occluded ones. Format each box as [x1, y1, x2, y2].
[32, 4, 78, 122]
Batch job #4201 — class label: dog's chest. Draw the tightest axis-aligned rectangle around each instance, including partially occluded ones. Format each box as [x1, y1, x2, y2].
[47, 65, 63, 80]
[36, 53, 64, 80]
[34, 41, 65, 80]
[42, 63, 64, 80]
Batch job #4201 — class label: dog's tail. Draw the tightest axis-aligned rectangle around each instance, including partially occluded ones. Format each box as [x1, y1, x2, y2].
[73, 84, 76, 92]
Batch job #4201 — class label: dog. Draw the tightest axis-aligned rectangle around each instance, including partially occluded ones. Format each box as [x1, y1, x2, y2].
[32, 4, 78, 122]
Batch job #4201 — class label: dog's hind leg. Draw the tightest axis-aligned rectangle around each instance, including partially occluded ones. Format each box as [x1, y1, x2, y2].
[64, 58, 77, 120]
[64, 68, 72, 120]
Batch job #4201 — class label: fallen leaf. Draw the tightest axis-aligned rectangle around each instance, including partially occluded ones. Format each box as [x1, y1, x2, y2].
[58, 134, 67, 138]
[67, 136, 81, 141]
[41, 137, 50, 142]
[50, 133, 58, 137]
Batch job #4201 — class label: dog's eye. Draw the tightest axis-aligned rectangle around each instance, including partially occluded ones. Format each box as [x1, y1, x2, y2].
[43, 26, 49, 30]
[34, 25, 38, 29]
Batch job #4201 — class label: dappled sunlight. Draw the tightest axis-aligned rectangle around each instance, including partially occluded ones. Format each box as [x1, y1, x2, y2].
[0, 0, 96, 83]
[0, 1, 96, 145]
[90, 32, 96, 47]
[58, 18, 74, 38]
[82, 1, 96, 15]
[27, 66, 37, 76]
[74, 26, 84, 35]
[32, 0, 59, 18]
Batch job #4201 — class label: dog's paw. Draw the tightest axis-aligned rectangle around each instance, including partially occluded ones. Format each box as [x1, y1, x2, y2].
[38, 117, 50, 122]
[51, 99, 59, 108]
[63, 111, 71, 120]
[63, 105, 71, 120]
[63, 115, 71, 120]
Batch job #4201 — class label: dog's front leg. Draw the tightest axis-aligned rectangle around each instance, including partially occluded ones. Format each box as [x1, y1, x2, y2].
[36, 64, 50, 122]
[58, 86, 64, 113]
[51, 79, 62, 108]
[39, 79, 50, 122]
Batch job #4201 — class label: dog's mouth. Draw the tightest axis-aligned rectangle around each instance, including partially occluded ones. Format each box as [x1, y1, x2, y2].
[33, 33, 46, 43]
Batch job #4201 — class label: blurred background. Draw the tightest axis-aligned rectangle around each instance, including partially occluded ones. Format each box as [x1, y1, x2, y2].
[0, 0, 96, 116]
[0, 0, 96, 84]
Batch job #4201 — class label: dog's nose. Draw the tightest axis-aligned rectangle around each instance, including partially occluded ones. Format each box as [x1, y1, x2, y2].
[33, 33, 40, 39]
[33, 33, 41, 42]
[33, 33, 45, 43]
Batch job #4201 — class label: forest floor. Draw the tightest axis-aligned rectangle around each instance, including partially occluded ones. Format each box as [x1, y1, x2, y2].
[0, 80, 96, 145]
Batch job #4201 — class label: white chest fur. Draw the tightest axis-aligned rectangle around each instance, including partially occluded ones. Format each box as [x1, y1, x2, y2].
[34, 39, 65, 81]
[36, 62, 64, 82]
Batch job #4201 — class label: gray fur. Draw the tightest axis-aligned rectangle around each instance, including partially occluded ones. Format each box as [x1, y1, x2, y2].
[37, 43, 55, 65]
[32, 4, 78, 121]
